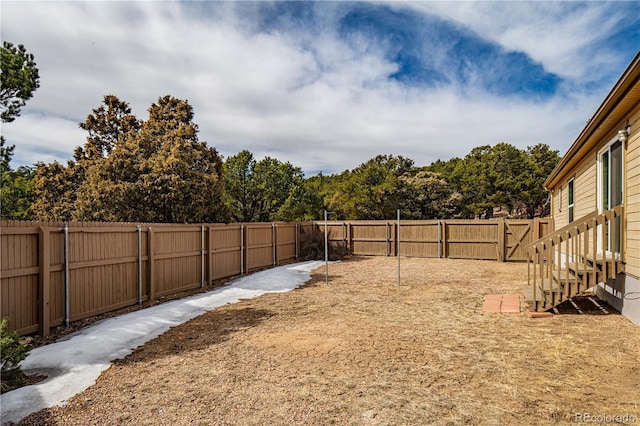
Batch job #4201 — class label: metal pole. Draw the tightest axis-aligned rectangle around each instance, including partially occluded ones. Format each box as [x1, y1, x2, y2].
[137, 225, 142, 305]
[397, 210, 401, 286]
[325, 210, 329, 284]
[63, 223, 70, 327]
[201, 225, 205, 288]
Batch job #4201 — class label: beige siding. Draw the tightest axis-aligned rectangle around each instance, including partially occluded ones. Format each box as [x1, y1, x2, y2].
[573, 151, 598, 218]
[625, 107, 640, 278]
[551, 147, 598, 230]
[552, 186, 567, 230]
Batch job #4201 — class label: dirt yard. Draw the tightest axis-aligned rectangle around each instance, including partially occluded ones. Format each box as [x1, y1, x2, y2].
[16, 257, 640, 425]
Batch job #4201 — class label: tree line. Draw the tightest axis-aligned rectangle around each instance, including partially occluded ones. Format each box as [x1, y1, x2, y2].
[1, 42, 560, 223]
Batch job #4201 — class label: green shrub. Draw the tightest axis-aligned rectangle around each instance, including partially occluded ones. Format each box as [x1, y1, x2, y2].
[1, 317, 30, 392]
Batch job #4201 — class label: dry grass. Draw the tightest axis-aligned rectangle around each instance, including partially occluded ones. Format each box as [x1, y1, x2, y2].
[17, 257, 640, 425]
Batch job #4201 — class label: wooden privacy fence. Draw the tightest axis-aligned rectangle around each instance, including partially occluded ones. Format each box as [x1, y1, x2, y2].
[1, 221, 316, 336]
[319, 218, 553, 262]
[1, 218, 551, 336]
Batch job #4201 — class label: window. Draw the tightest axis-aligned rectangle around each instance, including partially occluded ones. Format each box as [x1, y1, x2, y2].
[567, 179, 574, 223]
[600, 140, 623, 212]
[598, 135, 624, 253]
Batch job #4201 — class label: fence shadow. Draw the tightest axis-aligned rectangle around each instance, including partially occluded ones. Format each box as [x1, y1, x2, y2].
[114, 307, 275, 365]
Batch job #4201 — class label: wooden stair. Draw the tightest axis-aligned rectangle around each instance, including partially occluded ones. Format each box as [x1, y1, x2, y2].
[534, 257, 625, 311]
[526, 206, 625, 313]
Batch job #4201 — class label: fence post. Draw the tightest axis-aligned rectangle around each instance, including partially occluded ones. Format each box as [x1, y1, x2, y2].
[38, 227, 51, 337]
[390, 220, 395, 256]
[295, 223, 299, 259]
[201, 225, 205, 288]
[386, 222, 390, 257]
[273, 223, 277, 266]
[397, 210, 401, 286]
[498, 219, 506, 262]
[442, 221, 448, 259]
[137, 225, 142, 305]
[324, 211, 329, 284]
[148, 227, 156, 301]
[437, 220, 441, 259]
[241, 224, 246, 275]
[348, 222, 353, 254]
[208, 226, 213, 286]
[63, 223, 70, 328]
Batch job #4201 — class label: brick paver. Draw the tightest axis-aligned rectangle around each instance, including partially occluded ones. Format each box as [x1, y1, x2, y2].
[482, 294, 521, 314]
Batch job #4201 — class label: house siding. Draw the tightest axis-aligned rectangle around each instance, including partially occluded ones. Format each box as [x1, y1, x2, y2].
[544, 53, 640, 325]
[574, 153, 598, 219]
[551, 147, 598, 230]
[625, 107, 640, 278]
[594, 106, 640, 326]
[549, 104, 640, 325]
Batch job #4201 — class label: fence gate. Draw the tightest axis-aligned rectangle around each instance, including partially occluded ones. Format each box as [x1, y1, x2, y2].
[504, 221, 533, 262]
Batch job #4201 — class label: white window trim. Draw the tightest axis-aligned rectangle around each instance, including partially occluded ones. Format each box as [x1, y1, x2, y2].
[596, 132, 626, 214]
[596, 131, 626, 255]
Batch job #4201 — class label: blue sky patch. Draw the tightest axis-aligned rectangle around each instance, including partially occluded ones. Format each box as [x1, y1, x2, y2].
[338, 4, 561, 98]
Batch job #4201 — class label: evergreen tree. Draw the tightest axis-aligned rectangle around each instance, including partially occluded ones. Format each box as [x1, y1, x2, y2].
[0, 165, 35, 220]
[400, 171, 463, 219]
[521, 144, 561, 218]
[1, 42, 40, 123]
[77, 94, 140, 160]
[32, 160, 81, 221]
[34, 95, 227, 223]
[0, 42, 40, 220]
[328, 155, 414, 219]
[75, 95, 226, 222]
[224, 150, 305, 222]
[224, 150, 259, 222]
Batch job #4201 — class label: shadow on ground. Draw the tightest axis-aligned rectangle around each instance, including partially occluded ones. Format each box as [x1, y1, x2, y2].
[115, 307, 276, 366]
[554, 295, 620, 315]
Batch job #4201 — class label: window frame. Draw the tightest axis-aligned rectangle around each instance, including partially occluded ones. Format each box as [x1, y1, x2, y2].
[567, 178, 574, 223]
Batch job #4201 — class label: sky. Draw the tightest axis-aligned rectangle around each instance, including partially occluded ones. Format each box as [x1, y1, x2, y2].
[0, 260, 327, 424]
[1, 1, 639, 175]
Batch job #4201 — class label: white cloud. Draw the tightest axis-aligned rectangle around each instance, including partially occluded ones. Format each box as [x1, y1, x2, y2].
[2, 114, 85, 166]
[0, 1, 632, 175]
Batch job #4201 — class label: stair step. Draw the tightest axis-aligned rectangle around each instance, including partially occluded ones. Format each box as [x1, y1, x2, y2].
[552, 270, 578, 284]
[567, 262, 595, 275]
[584, 252, 625, 265]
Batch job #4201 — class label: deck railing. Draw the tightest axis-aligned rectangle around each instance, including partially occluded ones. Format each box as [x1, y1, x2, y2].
[527, 205, 625, 311]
